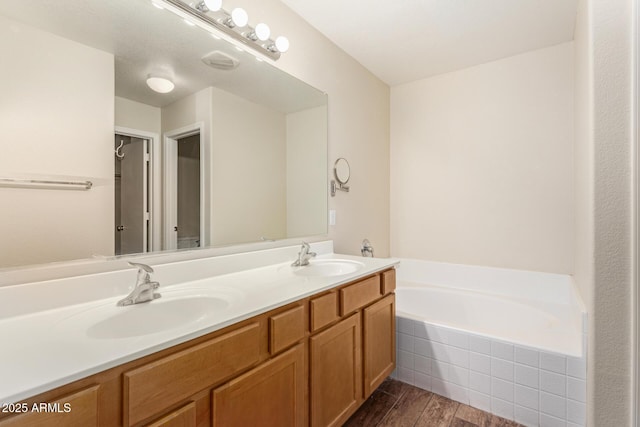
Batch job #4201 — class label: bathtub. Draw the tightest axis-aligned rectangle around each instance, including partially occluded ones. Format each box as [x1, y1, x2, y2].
[392, 259, 587, 427]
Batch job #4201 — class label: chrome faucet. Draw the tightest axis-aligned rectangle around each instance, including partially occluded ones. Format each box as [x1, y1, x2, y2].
[291, 242, 317, 267]
[117, 262, 161, 306]
[361, 239, 374, 257]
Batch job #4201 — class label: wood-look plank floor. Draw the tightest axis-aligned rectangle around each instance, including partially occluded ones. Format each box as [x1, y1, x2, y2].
[344, 379, 523, 427]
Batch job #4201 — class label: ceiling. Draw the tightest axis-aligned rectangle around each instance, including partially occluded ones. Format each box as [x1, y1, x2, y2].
[281, 0, 578, 86]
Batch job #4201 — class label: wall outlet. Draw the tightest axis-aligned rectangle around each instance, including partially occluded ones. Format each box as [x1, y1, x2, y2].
[329, 210, 336, 226]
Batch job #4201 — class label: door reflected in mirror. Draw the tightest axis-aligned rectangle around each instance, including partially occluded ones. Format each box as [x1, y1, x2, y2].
[0, 0, 328, 270]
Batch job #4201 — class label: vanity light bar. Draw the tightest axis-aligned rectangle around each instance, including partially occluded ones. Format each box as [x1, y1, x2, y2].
[157, 0, 284, 61]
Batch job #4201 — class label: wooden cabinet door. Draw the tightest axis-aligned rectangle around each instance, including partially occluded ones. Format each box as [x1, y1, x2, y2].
[309, 313, 362, 427]
[145, 402, 196, 427]
[0, 386, 99, 427]
[212, 343, 306, 427]
[363, 294, 396, 398]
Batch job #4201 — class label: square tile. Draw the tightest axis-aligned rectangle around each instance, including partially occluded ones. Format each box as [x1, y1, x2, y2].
[449, 330, 469, 349]
[435, 380, 469, 404]
[515, 384, 539, 410]
[398, 350, 414, 369]
[469, 335, 491, 354]
[540, 352, 566, 374]
[414, 322, 429, 339]
[492, 378, 514, 402]
[415, 337, 434, 358]
[540, 391, 566, 419]
[515, 404, 540, 427]
[540, 370, 566, 397]
[515, 363, 539, 388]
[425, 324, 448, 344]
[567, 400, 586, 425]
[470, 352, 491, 374]
[515, 346, 540, 367]
[567, 356, 587, 379]
[567, 377, 586, 403]
[492, 341, 514, 361]
[469, 371, 491, 394]
[396, 367, 415, 385]
[415, 354, 431, 375]
[492, 358, 514, 381]
[469, 390, 492, 412]
[449, 365, 469, 388]
[432, 342, 452, 363]
[415, 372, 432, 392]
[540, 413, 567, 427]
[432, 359, 450, 380]
[449, 346, 470, 368]
[398, 332, 414, 352]
[491, 397, 514, 420]
[397, 317, 414, 334]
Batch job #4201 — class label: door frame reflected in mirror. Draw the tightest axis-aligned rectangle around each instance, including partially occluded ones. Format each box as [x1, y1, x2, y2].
[163, 122, 207, 251]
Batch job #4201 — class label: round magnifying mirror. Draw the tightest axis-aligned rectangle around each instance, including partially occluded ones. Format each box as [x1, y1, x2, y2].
[334, 158, 350, 185]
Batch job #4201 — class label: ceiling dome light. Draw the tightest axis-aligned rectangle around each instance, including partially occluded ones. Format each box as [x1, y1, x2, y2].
[231, 8, 248, 28]
[254, 23, 270, 41]
[275, 36, 289, 53]
[204, 0, 222, 11]
[146, 76, 175, 93]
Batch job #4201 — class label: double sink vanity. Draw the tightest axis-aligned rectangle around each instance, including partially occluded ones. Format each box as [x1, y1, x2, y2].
[0, 242, 398, 426]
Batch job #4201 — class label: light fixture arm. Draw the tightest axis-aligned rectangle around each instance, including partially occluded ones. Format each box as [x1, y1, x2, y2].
[157, 0, 283, 61]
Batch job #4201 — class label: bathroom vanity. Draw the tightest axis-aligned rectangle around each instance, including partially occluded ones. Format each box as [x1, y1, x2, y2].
[0, 245, 397, 427]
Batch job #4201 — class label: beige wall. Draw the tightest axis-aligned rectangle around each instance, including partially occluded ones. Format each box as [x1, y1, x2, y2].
[286, 106, 328, 238]
[390, 43, 574, 274]
[225, 0, 391, 257]
[114, 97, 161, 136]
[210, 87, 287, 245]
[161, 87, 214, 248]
[0, 15, 114, 267]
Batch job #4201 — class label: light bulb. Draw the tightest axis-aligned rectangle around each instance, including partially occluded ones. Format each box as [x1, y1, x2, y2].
[275, 36, 289, 53]
[146, 76, 175, 93]
[204, 0, 222, 11]
[255, 23, 270, 41]
[231, 8, 248, 27]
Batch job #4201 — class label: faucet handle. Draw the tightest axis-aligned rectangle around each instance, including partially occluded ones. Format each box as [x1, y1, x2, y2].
[128, 261, 154, 284]
[128, 261, 154, 273]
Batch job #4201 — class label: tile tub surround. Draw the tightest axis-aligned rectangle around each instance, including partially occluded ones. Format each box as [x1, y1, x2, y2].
[392, 319, 587, 427]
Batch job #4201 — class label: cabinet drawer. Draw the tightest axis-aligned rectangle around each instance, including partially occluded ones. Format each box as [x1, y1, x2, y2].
[310, 292, 339, 332]
[340, 276, 381, 316]
[124, 323, 261, 426]
[381, 269, 396, 294]
[0, 385, 99, 427]
[146, 402, 196, 427]
[270, 305, 306, 355]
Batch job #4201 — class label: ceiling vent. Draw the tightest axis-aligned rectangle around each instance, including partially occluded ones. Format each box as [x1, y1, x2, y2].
[201, 51, 240, 70]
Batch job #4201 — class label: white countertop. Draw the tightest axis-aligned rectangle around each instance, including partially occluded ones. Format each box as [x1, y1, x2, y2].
[0, 244, 398, 404]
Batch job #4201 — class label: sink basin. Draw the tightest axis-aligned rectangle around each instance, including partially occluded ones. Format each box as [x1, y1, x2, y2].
[292, 259, 364, 277]
[87, 296, 228, 339]
[56, 287, 242, 340]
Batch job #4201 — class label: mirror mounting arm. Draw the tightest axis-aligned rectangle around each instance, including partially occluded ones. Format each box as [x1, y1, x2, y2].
[330, 180, 350, 197]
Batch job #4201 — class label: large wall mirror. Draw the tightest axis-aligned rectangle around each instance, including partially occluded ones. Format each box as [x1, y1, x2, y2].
[0, 0, 328, 270]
